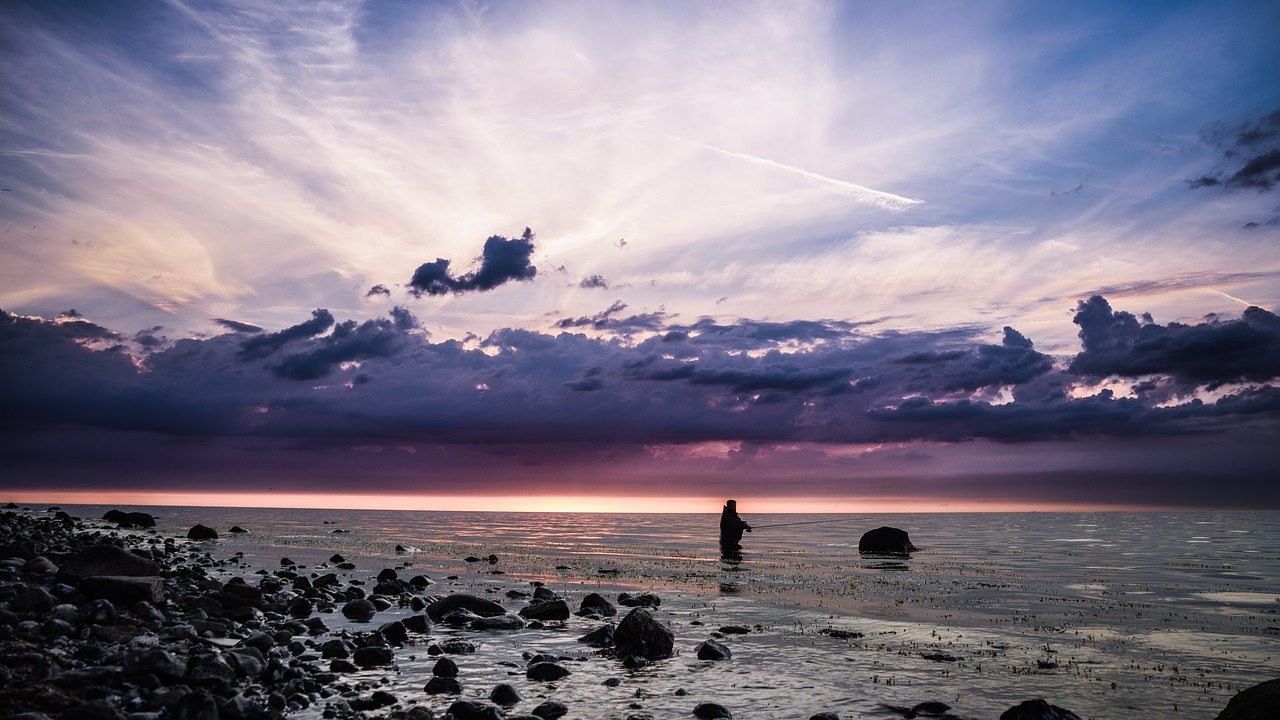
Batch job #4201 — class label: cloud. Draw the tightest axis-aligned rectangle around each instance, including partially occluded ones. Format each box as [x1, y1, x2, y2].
[271, 316, 411, 381]
[554, 301, 668, 333]
[407, 229, 538, 297]
[237, 309, 335, 360]
[578, 275, 609, 289]
[365, 284, 391, 298]
[214, 318, 263, 333]
[1190, 108, 1280, 191]
[1068, 295, 1280, 385]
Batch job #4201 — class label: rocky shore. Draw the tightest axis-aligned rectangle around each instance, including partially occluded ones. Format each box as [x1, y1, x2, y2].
[1, 505, 1274, 720]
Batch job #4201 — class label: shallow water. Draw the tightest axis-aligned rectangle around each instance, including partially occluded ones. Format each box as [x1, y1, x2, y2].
[53, 506, 1280, 719]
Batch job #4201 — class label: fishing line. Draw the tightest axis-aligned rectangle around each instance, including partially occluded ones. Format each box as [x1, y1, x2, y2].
[750, 517, 863, 529]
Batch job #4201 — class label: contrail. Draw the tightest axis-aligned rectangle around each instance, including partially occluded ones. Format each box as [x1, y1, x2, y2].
[699, 143, 923, 211]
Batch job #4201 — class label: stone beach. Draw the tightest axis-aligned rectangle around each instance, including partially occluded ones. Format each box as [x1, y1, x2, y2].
[1, 505, 1275, 720]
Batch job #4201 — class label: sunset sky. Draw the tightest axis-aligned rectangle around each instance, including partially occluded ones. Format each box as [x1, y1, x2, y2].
[2, 1, 1279, 512]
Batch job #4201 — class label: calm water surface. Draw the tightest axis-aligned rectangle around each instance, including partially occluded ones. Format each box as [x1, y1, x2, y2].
[56, 506, 1280, 719]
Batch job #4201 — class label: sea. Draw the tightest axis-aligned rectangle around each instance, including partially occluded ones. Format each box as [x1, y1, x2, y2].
[45, 506, 1280, 719]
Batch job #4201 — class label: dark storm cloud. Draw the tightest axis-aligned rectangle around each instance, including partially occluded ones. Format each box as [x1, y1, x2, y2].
[1068, 295, 1280, 384]
[213, 318, 263, 333]
[579, 275, 609, 289]
[1190, 108, 1280, 191]
[365, 284, 391, 298]
[237, 309, 334, 360]
[272, 315, 412, 381]
[3, 296, 1278, 474]
[554, 301, 668, 332]
[407, 228, 538, 297]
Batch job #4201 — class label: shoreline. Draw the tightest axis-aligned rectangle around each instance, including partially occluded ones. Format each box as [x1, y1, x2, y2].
[1, 504, 1274, 720]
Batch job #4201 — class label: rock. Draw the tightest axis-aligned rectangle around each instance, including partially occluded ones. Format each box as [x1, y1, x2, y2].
[425, 676, 462, 694]
[447, 699, 504, 720]
[425, 593, 507, 621]
[103, 509, 156, 527]
[519, 599, 570, 621]
[614, 607, 675, 660]
[527, 661, 571, 681]
[696, 638, 732, 660]
[532, 700, 569, 719]
[60, 699, 127, 720]
[12, 586, 57, 614]
[352, 646, 394, 668]
[999, 699, 1082, 720]
[229, 526, 248, 533]
[24, 556, 58, 576]
[718, 625, 750, 634]
[906, 701, 952, 718]
[577, 592, 617, 617]
[694, 703, 733, 719]
[1214, 677, 1280, 720]
[172, 689, 220, 720]
[433, 657, 459, 677]
[187, 524, 219, 540]
[342, 598, 378, 621]
[78, 575, 165, 605]
[578, 623, 615, 647]
[810, 714, 841, 720]
[126, 649, 187, 683]
[471, 614, 526, 631]
[288, 597, 313, 618]
[490, 683, 523, 705]
[379, 619, 409, 644]
[329, 553, 345, 563]
[57, 544, 161, 581]
[858, 526, 916, 554]
[617, 592, 661, 607]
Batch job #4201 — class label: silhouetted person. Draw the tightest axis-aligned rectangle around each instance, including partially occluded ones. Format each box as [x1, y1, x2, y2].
[719, 499, 752, 555]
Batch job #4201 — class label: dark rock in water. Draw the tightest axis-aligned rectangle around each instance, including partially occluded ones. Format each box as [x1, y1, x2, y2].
[329, 553, 345, 563]
[79, 575, 165, 605]
[614, 607, 674, 660]
[352, 646, 394, 668]
[999, 699, 1082, 720]
[617, 591, 661, 607]
[487, 553, 499, 564]
[228, 526, 248, 533]
[694, 702, 733, 719]
[719, 625, 750, 635]
[578, 623, 615, 647]
[696, 638, 732, 661]
[58, 544, 161, 581]
[490, 683, 523, 705]
[342, 598, 378, 621]
[448, 699, 504, 720]
[433, 657, 459, 677]
[577, 592, 617, 617]
[425, 593, 507, 621]
[1214, 677, 1280, 720]
[288, 597, 313, 618]
[810, 714, 841, 720]
[922, 652, 957, 662]
[532, 700, 569, 719]
[440, 638, 478, 654]
[187, 524, 219, 541]
[403, 614, 433, 633]
[906, 700, 952, 718]
[527, 661, 571, 681]
[519, 599, 570, 621]
[426, 675, 463, 694]
[103, 509, 156, 527]
[858, 526, 916, 554]
[379, 619, 409, 644]
[471, 614, 526, 631]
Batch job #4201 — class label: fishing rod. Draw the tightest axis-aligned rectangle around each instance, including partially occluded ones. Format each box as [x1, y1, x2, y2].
[750, 517, 861, 529]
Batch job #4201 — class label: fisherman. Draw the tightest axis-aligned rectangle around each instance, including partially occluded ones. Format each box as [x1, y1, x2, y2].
[719, 499, 752, 552]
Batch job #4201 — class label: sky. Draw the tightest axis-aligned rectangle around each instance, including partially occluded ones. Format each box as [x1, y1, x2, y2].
[2, 0, 1279, 512]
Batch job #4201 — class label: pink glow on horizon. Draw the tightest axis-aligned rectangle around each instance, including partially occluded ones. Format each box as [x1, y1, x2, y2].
[2, 490, 1185, 514]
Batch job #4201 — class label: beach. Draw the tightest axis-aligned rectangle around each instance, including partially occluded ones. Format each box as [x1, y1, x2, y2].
[2, 504, 1278, 719]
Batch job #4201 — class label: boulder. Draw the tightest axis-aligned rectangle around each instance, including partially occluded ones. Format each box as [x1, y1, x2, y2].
[352, 646, 394, 668]
[999, 699, 1081, 720]
[614, 607, 674, 660]
[79, 576, 165, 605]
[57, 544, 161, 581]
[1214, 677, 1280, 720]
[696, 638, 732, 660]
[577, 592, 617, 617]
[519, 599, 570, 622]
[103, 509, 156, 527]
[532, 700, 569, 719]
[342, 598, 378, 621]
[527, 661, 571, 681]
[857, 526, 916, 554]
[426, 676, 462, 695]
[470, 614, 526, 631]
[694, 703, 733, 719]
[187, 524, 218, 540]
[447, 700, 504, 720]
[617, 592, 661, 607]
[425, 593, 507, 621]
[490, 683, 523, 705]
